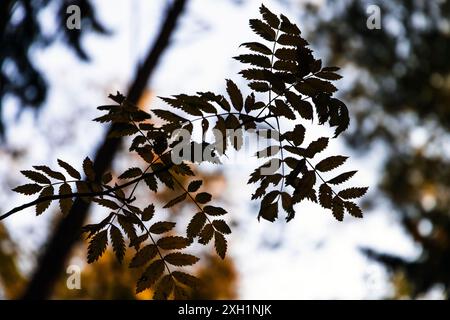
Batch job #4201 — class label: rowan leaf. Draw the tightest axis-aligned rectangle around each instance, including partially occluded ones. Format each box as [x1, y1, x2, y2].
[82, 157, 95, 181]
[13, 184, 43, 195]
[331, 197, 344, 221]
[87, 230, 108, 263]
[164, 253, 199, 266]
[59, 183, 73, 215]
[110, 225, 125, 263]
[157, 236, 191, 250]
[327, 171, 357, 185]
[136, 259, 165, 294]
[141, 204, 155, 221]
[187, 212, 207, 239]
[226, 79, 243, 112]
[153, 275, 174, 300]
[163, 193, 187, 208]
[249, 19, 276, 41]
[130, 244, 158, 268]
[316, 156, 348, 172]
[20, 170, 50, 184]
[36, 186, 54, 216]
[305, 137, 329, 158]
[203, 205, 227, 216]
[198, 223, 214, 244]
[187, 180, 202, 192]
[195, 192, 212, 204]
[118, 167, 142, 179]
[214, 231, 227, 259]
[57, 159, 81, 180]
[212, 220, 231, 234]
[344, 201, 363, 218]
[33, 165, 66, 181]
[319, 183, 333, 209]
[149, 221, 176, 234]
[240, 42, 272, 55]
[338, 187, 368, 199]
[172, 271, 201, 288]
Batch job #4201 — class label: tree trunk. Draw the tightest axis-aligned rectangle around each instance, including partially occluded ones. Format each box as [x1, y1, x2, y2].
[22, 0, 188, 299]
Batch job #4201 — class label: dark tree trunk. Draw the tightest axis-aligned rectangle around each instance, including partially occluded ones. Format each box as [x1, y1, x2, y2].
[22, 0, 188, 299]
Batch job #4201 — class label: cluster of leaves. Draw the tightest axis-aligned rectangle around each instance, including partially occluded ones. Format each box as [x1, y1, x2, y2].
[8, 5, 367, 299]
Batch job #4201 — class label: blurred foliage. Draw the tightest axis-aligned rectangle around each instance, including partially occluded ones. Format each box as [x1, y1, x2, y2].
[0, 0, 108, 137]
[52, 249, 237, 299]
[307, 0, 450, 297]
[0, 223, 25, 298]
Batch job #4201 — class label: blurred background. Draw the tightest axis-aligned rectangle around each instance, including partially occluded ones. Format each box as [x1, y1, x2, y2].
[1, 0, 450, 299]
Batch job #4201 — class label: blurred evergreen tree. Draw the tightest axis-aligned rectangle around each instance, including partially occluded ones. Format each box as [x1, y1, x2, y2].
[0, 0, 108, 137]
[308, 0, 450, 297]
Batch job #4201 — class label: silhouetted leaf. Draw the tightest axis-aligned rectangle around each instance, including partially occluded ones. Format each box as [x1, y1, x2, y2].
[260, 4, 280, 28]
[277, 33, 308, 47]
[275, 48, 297, 61]
[316, 71, 342, 80]
[172, 271, 200, 288]
[153, 275, 174, 300]
[59, 183, 73, 214]
[249, 19, 276, 41]
[163, 193, 187, 208]
[164, 253, 199, 266]
[20, 170, 50, 184]
[212, 220, 231, 234]
[338, 187, 368, 199]
[82, 157, 95, 181]
[36, 186, 54, 216]
[331, 197, 344, 221]
[157, 236, 190, 250]
[195, 192, 212, 204]
[248, 81, 271, 92]
[93, 198, 120, 210]
[283, 124, 305, 146]
[144, 174, 158, 192]
[187, 180, 202, 192]
[33, 165, 66, 181]
[136, 259, 165, 294]
[57, 159, 81, 180]
[130, 245, 158, 268]
[87, 230, 108, 263]
[280, 14, 300, 35]
[198, 223, 214, 244]
[226, 79, 243, 112]
[327, 171, 357, 185]
[13, 184, 43, 195]
[187, 212, 207, 239]
[118, 167, 142, 179]
[316, 156, 348, 172]
[319, 183, 333, 209]
[149, 221, 176, 234]
[273, 99, 296, 120]
[110, 225, 125, 263]
[203, 205, 227, 216]
[305, 137, 328, 158]
[214, 231, 227, 259]
[344, 201, 363, 218]
[141, 204, 155, 221]
[137, 145, 154, 163]
[233, 54, 271, 68]
[285, 91, 313, 120]
[240, 42, 272, 55]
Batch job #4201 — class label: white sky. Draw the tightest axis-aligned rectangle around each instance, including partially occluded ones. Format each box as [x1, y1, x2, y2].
[0, 0, 429, 299]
